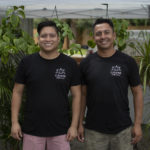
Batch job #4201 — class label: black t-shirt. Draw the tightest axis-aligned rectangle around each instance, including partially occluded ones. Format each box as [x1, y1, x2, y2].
[15, 52, 80, 137]
[80, 50, 141, 134]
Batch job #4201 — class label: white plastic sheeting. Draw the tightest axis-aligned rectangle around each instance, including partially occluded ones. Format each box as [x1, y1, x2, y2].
[0, 0, 150, 18]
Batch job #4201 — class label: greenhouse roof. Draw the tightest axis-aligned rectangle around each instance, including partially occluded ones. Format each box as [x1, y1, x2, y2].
[0, 0, 150, 18]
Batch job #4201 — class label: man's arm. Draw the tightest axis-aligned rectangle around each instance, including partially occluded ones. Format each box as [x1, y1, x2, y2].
[66, 85, 81, 141]
[11, 83, 24, 140]
[77, 85, 87, 142]
[131, 85, 143, 144]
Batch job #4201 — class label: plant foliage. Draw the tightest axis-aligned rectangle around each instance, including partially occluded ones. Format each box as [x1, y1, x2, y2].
[112, 18, 130, 51]
[0, 6, 39, 150]
[129, 31, 150, 93]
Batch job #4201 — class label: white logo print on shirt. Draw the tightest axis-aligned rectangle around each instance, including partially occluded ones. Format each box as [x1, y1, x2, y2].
[110, 65, 122, 77]
[55, 68, 66, 79]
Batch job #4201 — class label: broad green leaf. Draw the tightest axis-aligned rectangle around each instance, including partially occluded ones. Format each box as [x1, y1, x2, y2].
[19, 6, 24, 10]
[2, 35, 10, 43]
[118, 39, 125, 47]
[13, 6, 18, 10]
[68, 32, 73, 40]
[0, 41, 7, 49]
[6, 9, 14, 17]
[88, 40, 96, 48]
[22, 31, 34, 44]
[70, 49, 74, 55]
[18, 10, 25, 18]
[10, 14, 19, 28]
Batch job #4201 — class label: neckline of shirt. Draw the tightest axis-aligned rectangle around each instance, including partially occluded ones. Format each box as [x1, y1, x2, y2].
[95, 50, 118, 60]
[37, 52, 62, 62]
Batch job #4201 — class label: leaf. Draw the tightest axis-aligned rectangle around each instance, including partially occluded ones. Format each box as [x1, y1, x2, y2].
[0, 41, 7, 50]
[88, 40, 96, 48]
[119, 43, 126, 51]
[1, 18, 6, 26]
[18, 10, 25, 19]
[68, 32, 73, 40]
[70, 43, 81, 49]
[1, 55, 9, 64]
[6, 9, 14, 17]
[58, 42, 63, 49]
[2, 35, 10, 43]
[62, 31, 67, 37]
[0, 29, 2, 37]
[13, 6, 18, 10]
[22, 31, 34, 44]
[143, 64, 150, 94]
[139, 58, 144, 74]
[10, 14, 19, 28]
[70, 49, 74, 55]
[19, 6, 24, 10]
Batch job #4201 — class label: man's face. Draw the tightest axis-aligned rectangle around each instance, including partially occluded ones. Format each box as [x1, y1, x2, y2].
[93, 23, 116, 50]
[38, 26, 59, 53]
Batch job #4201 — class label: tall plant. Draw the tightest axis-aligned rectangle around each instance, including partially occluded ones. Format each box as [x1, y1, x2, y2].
[129, 31, 150, 93]
[112, 18, 130, 51]
[53, 18, 82, 55]
[0, 6, 39, 64]
[0, 6, 39, 150]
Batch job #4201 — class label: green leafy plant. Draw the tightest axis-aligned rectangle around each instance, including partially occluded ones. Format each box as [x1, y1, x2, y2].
[52, 18, 74, 49]
[112, 18, 130, 51]
[0, 6, 39, 150]
[60, 43, 82, 56]
[52, 19, 83, 55]
[129, 31, 150, 93]
[0, 6, 39, 64]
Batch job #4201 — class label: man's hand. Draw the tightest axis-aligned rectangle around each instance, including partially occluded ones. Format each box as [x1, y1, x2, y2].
[11, 122, 22, 140]
[131, 124, 142, 145]
[77, 124, 85, 142]
[66, 126, 77, 141]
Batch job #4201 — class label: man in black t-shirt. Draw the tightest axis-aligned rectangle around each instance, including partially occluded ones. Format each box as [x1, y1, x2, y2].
[11, 21, 81, 150]
[78, 18, 143, 150]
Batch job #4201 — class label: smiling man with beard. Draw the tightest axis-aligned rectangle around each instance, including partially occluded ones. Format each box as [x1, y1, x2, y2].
[11, 20, 81, 150]
[78, 18, 143, 150]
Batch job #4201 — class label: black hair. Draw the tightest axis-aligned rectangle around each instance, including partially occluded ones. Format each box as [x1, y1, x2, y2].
[93, 18, 114, 32]
[37, 20, 59, 35]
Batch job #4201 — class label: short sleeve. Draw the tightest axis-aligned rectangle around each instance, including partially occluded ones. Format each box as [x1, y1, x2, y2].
[15, 58, 26, 84]
[128, 57, 141, 87]
[70, 60, 81, 86]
